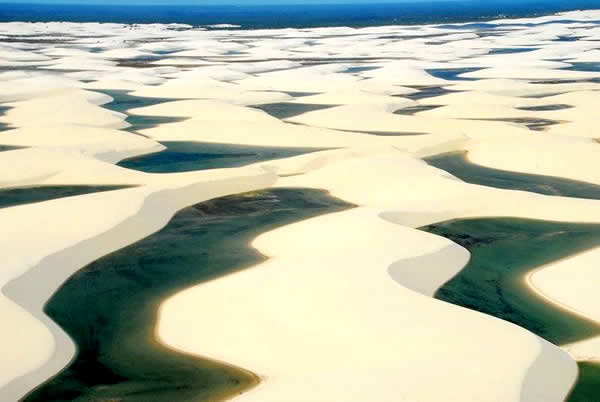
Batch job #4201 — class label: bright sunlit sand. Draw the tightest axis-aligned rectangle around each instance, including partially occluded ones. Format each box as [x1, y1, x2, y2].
[1, 5, 600, 402]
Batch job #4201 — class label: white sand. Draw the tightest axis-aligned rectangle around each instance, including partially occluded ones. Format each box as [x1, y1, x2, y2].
[529, 247, 600, 325]
[3, 10, 600, 402]
[0, 167, 276, 400]
[159, 207, 574, 402]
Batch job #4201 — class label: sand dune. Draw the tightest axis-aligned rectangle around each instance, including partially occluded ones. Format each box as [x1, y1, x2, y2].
[2, 9, 600, 402]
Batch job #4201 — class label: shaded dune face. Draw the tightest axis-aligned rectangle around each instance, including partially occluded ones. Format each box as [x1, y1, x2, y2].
[23, 189, 353, 402]
[2, 7, 600, 402]
[420, 218, 600, 402]
[419, 154, 600, 400]
[421, 218, 600, 345]
[424, 151, 600, 399]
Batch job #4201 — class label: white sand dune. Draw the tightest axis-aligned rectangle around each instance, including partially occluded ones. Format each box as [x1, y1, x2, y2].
[0, 90, 128, 129]
[3, 10, 600, 402]
[0, 125, 162, 163]
[130, 76, 292, 105]
[0, 167, 276, 400]
[158, 147, 600, 402]
[467, 137, 600, 185]
[158, 207, 574, 402]
[128, 98, 468, 155]
[530, 247, 600, 325]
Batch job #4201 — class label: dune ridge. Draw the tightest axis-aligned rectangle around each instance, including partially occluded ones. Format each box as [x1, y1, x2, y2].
[1, 9, 600, 402]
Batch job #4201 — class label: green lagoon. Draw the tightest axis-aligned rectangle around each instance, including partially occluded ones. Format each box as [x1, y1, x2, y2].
[25, 188, 353, 401]
[423, 151, 600, 400]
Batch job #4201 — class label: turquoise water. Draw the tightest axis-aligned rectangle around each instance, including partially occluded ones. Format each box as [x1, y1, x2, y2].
[487, 47, 538, 55]
[23, 188, 353, 402]
[426, 68, 481, 81]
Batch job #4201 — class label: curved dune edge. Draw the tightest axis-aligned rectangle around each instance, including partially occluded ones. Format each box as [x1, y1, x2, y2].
[156, 206, 576, 402]
[0, 170, 276, 400]
[2, 9, 600, 402]
[0, 82, 279, 399]
[156, 145, 600, 401]
[527, 247, 600, 361]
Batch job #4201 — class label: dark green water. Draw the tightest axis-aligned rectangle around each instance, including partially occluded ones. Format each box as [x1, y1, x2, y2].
[251, 102, 337, 119]
[126, 115, 190, 133]
[100, 90, 180, 114]
[24, 188, 353, 402]
[423, 151, 600, 400]
[420, 218, 600, 401]
[0, 186, 132, 209]
[404, 86, 460, 101]
[461, 117, 561, 131]
[0, 145, 24, 152]
[0, 105, 12, 131]
[516, 104, 573, 111]
[394, 104, 442, 115]
[343, 65, 380, 74]
[421, 218, 600, 344]
[569, 362, 600, 402]
[487, 47, 537, 55]
[118, 141, 324, 173]
[98, 89, 190, 133]
[425, 151, 600, 200]
[100, 91, 325, 172]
